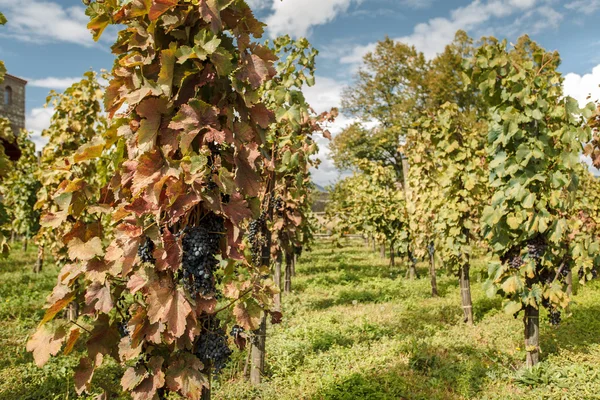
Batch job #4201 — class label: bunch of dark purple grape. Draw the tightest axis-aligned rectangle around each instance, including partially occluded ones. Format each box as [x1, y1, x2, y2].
[248, 212, 266, 265]
[501, 247, 523, 270]
[195, 319, 232, 375]
[541, 298, 561, 326]
[181, 214, 224, 297]
[274, 196, 285, 217]
[138, 237, 155, 264]
[526, 236, 547, 262]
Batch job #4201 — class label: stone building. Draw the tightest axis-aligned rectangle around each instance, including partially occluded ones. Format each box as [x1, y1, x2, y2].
[0, 73, 27, 160]
[0, 74, 27, 133]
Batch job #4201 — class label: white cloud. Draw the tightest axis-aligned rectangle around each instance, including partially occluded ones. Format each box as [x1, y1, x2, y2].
[264, 0, 359, 38]
[246, 0, 271, 9]
[0, 0, 94, 46]
[26, 107, 53, 151]
[563, 64, 600, 107]
[400, 0, 438, 9]
[341, 0, 561, 63]
[565, 0, 600, 14]
[28, 77, 81, 90]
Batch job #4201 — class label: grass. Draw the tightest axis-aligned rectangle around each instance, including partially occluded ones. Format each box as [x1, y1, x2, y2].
[1, 240, 600, 399]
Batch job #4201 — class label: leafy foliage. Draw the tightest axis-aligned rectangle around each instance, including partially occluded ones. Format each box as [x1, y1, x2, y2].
[28, 1, 283, 398]
[466, 36, 593, 317]
[327, 161, 408, 255]
[0, 130, 41, 242]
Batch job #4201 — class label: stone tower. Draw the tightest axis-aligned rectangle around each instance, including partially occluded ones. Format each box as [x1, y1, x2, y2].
[0, 74, 27, 160]
[0, 73, 27, 134]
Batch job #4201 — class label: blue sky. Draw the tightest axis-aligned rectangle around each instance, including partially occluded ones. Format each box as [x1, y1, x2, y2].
[1, 0, 600, 185]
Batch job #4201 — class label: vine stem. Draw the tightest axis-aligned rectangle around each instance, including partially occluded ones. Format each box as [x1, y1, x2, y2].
[213, 286, 254, 315]
[70, 320, 91, 334]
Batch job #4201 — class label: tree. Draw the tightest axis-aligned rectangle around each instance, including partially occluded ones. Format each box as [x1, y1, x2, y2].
[467, 36, 593, 366]
[27, 1, 282, 399]
[0, 130, 41, 249]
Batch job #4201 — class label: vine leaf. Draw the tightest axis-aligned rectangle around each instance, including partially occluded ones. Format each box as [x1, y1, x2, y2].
[165, 353, 208, 399]
[233, 299, 262, 331]
[147, 287, 192, 338]
[26, 325, 67, 367]
[67, 237, 103, 261]
[222, 193, 252, 226]
[40, 291, 75, 326]
[149, 0, 178, 21]
[85, 282, 114, 313]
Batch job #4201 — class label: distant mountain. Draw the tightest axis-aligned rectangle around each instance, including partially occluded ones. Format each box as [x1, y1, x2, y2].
[313, 183, 327, 192]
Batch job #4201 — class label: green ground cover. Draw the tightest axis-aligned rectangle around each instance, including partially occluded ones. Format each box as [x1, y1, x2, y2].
[1, 240, 599, 399]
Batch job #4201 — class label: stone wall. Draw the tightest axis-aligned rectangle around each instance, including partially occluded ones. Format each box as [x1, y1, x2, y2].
[0, 74, 27, 135]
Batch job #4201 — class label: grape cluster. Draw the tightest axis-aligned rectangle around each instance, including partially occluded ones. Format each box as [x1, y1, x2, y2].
[117, 321, 129, 338]
[247, 213, 265, 265]
[526, 236, 547, 261]
[274, 196, 285, 217]
[548, 309, 561, 326]
[541, 298, 561, 326]
[230, 324, 244, 337]
[195, 321, 232, 375]
[501, 247, 523, 270]
[427, 242, 435, 256]
[138, 237, 155, 264]
[181, 215, 224, 297]
[579, 267, 599, 281]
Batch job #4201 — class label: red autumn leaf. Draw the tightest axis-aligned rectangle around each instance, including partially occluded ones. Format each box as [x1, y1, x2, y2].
[121, 365, 149, 391]
[199, 0, 222, 32]
[169, 99, 218, 153]
[222, 193, 252, 227]
[26, 325, 67, 367]
[85, 282, 114, 314]
[165, 353, 208, 399]
[118, 336, 142, 362]
[131, 150, 164, 196]
[270, 310, 283, 324]
[130, 356, 165, 400]
[149, 0, 178, 21]
[196, 297, 217, 314]
[249, 103, 273, 129]
[74, 355, 102, 395]
[234, 154, 261, 197]
[67, 237, 104, 261]
[137, 97, 168, 150]
[147, 286, 192, 338]
[236, 49, 276, 89]
[155, 229, 182, 272]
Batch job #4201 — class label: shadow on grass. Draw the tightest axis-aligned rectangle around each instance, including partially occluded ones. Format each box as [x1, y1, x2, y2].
[311, 344, 493, 400]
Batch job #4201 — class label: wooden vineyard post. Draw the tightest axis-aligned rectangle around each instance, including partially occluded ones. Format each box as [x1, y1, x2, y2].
[459, 262, 474, 325]
[405, 248, 418, 280]
[524, 304, 540, 367]
[274, 251, 282, 310]
[33, 245, 43, 273]
[428, 242, 438, 297]
[380, 242, 386, 259]
[390, 240, 395, 267]
[250, 313, 267, 384]
[284, 251, 292, 293]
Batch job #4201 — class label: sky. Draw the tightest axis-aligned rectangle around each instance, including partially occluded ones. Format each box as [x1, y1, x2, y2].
[1, 0, 600, 186]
